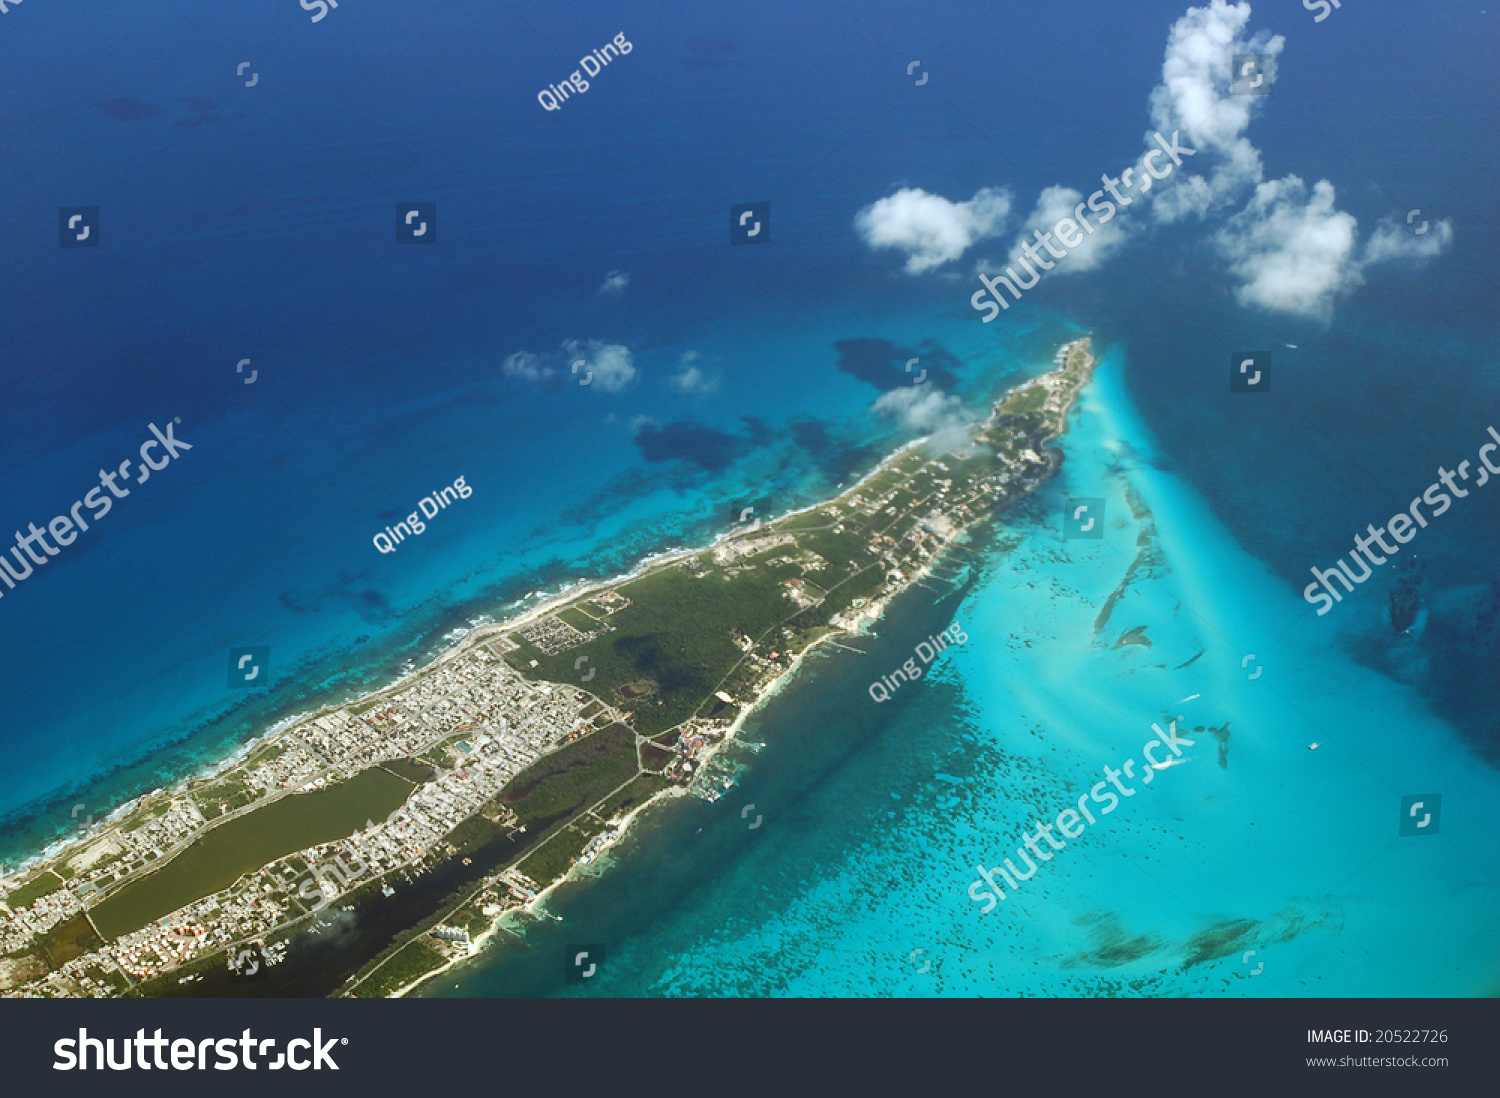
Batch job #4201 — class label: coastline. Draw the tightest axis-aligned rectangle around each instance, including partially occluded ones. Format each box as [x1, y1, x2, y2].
[3, 340, 1094, 998]
[387, 576, 878, 998]
[384, 351, 1092, 998]
[3, 437, 935, 885]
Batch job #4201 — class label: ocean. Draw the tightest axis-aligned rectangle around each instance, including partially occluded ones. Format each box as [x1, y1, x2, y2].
[1, 0, 1496, 996]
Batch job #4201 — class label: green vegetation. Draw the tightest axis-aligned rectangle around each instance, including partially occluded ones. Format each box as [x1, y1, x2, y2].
[450, 907, 490, 938]
[796, 524, 875, 568]
[500, 724, 638, 826]
[558, 606, 600, 630]
[350, 937, 448, 999]
[5, 871, 64, 909]
[121, 801, 173, 833]
[191, 774, 258, 816]
[86, 964, 131, 995]
[569, 814, 610, 842]
[442, 801, 515, 858]
[593, 774, 671, 822]
[38, 913, 102, 968]
[640, 742, 674, 772]
[131, 945, 224, 997]
[1001, 384, 1048, 414]
[508, 567, 794, 735]
[501, 518, 891, 738]
[11, 340, 1098, 1000]
[517, 824, 592, 885]
[778, 510, 837, 531]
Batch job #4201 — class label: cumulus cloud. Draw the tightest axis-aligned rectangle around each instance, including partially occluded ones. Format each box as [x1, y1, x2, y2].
[599, 270, 629, 296]
[853, 0, 1449, 323]
[670, 350, 721, 395]
[1002, 186, 1132, 275]
[1361, 214, 1455, 266]
[1153, 2, 1452, 317]
[502, 339, 637, 392]
[501, 350, 547, 383]
[966, 0, 1283, 287]
[565, 338, 635, 392]
[1146, 0, 1283, 223]
[872, 385, 978, 454]
[1215, 178, 1456, 321]
[855, 186, 1011, 274]
[1214, 176, 1359, 320]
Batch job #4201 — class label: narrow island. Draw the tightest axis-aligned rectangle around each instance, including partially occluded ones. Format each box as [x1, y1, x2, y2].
[0, 339, 1096, 999]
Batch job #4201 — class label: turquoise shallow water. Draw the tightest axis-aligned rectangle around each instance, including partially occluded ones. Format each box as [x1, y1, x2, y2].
[434, 344, 1500, 998]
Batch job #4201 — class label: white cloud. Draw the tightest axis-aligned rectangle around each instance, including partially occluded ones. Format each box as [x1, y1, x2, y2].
[1361, 215, 1455, 266]
[855, 186, 1012, 274]
[599, 270, 629, 296]
[1217, 182, 1456, 320]
[1146, 0, 1283, 223]
[1004, 186, 1132, 275]
[853, 1, 1448, 322]
[503, 339, 637, 392]
[872, 385, 978, 454]
[564, 338, 636, 393]
[670, 350, 720, 395]
[502, 350, 546, 382]
[1214, 176, 1359, 320]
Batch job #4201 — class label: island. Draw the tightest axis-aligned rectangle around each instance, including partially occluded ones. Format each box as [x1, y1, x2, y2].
[0, 339, 1096, 999]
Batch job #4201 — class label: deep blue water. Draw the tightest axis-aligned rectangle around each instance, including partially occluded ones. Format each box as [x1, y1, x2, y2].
[1, 1, 1497, 994]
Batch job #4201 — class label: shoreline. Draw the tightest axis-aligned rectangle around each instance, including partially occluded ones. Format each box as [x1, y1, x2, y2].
[387, 579, 877, 998]
[383, 402, 1055, 998]
[4, 339, 1094, 998]
[1, 439, 934, 887]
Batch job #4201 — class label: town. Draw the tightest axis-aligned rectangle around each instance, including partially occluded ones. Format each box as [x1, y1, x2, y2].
[0, 340, 1095, 998]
